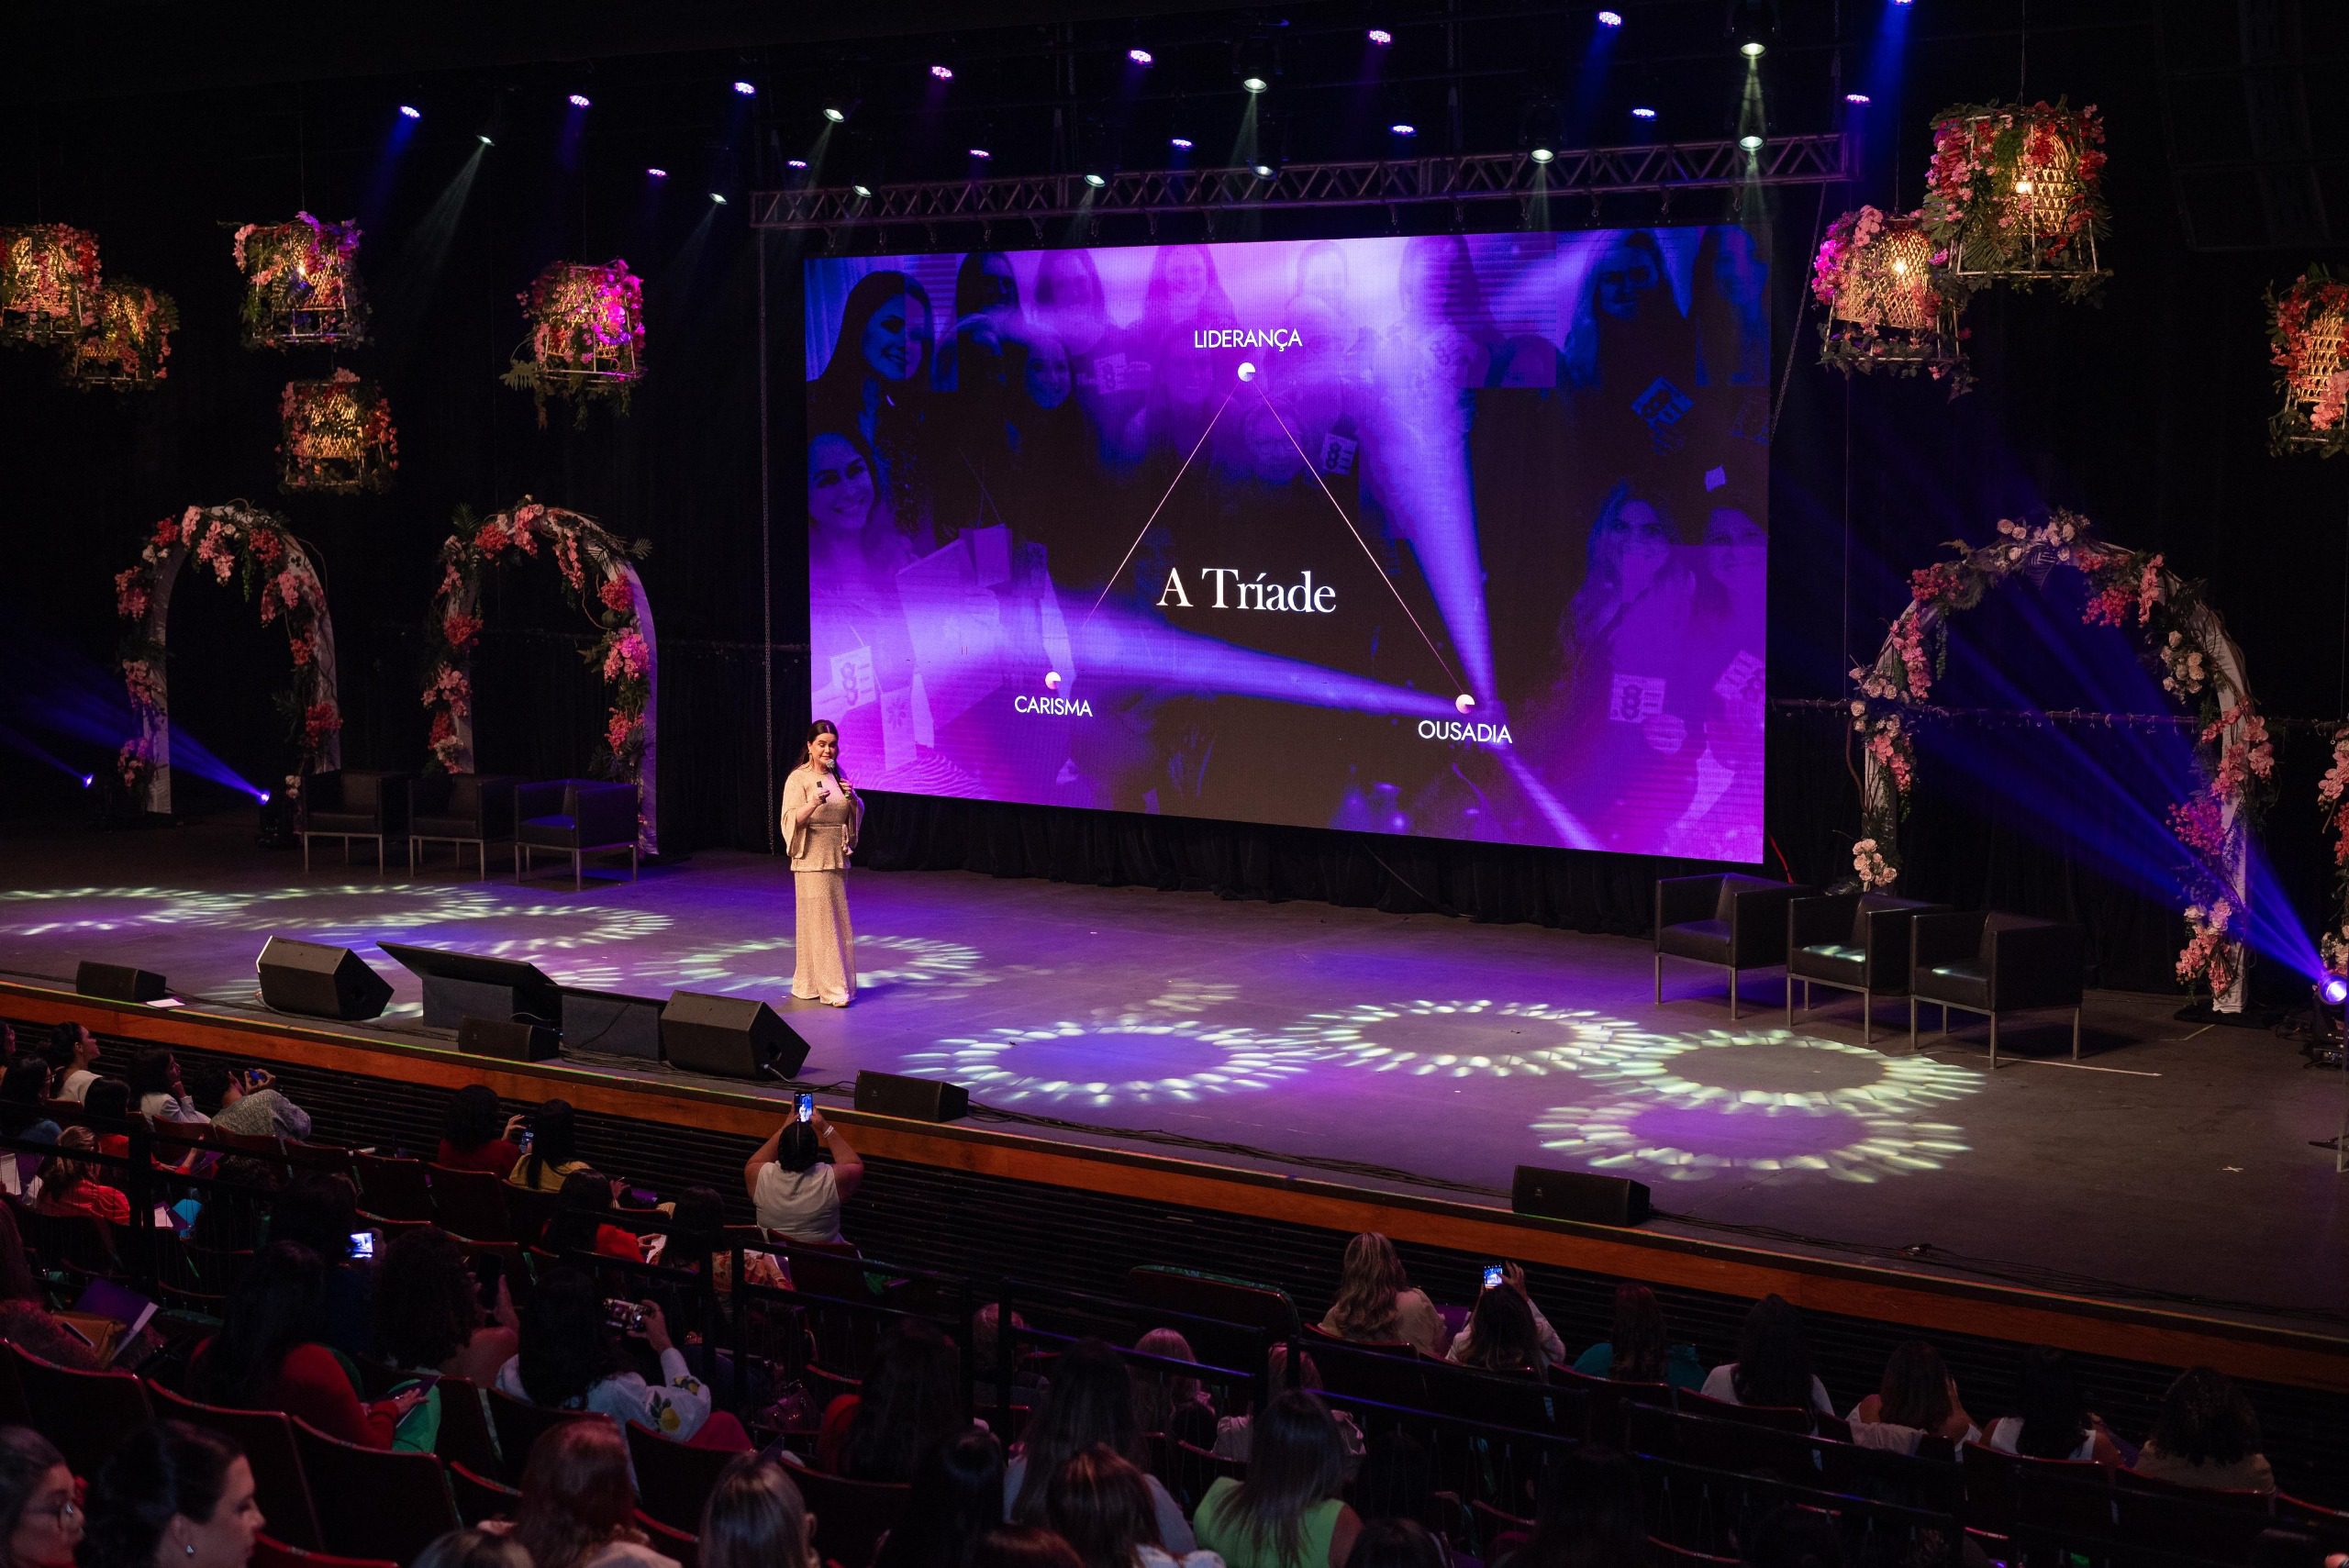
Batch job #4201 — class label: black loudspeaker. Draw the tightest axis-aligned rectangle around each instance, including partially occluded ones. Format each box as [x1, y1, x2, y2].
[458, 1017, 562, 1062]
[854, 1070, 968, 1123]
[256, 937, 393, 1022]
[75, 961, 167, 1004]
[1511, 1164, 1651, 1228]
[558, 988, 665, 1063]
[661, 993, 808, 1081]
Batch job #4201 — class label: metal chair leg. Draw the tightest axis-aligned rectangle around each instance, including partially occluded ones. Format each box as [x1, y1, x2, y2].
[376, 836, 384, 875]
[2072, 1007, 2081, 1059]
[1940, 1004, 1950, 1037]
[1909, 995, 1918, 1048]
[1653, 952, 1663, 1005]
[1989, 1013, 1998, 1070]
[1787, 973, 1795, 1026]
[573, 849, 582, 891]
[1862, 989, 1873, 1046]
[630, 847, 639, 882]
[303, 835, 311, 873]
[1729, 968, 1740, 1020]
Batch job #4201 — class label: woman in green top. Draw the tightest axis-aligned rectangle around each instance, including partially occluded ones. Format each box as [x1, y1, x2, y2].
[1193, 1392, 1361, 1568]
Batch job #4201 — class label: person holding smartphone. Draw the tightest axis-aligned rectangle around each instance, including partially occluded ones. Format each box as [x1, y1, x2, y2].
[742, 1106, 863, 1245]
[193, 1062, 314, 1142]
[780, 719, 863, 1007]
[1445, 1262, 1565, 1376]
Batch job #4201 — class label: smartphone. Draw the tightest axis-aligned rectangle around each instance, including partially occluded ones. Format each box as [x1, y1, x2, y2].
[518, 1127, 534, 1153]
[245, 1069, 266, 1089]
[604, 1297, 646, 1334]
[350, 1230, 376, 1262]
[795, 1093, 814, 1123]
[1482, 1263, 1505, 1291]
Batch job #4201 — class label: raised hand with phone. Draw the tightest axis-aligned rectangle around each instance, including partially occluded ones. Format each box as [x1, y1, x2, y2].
[742, 1102, 864, 1247]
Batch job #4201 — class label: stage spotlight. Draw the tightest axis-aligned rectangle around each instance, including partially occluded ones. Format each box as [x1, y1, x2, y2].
[1129, 47, 1154, 65]
[1741, 39, 1766, 56]
[1631, 106, 1658, 119]
[822, 104, 848, 124]
[1170, 136, 1195, 150]
[710, 193, 728, 205]
[929, 64, 953, 81]
[968, 147, 991, 160]
[1367, 28, 1393, 45]
[1390, 122, 1416, 137]
[2325, 977, 2349, 1006]
[1740, 133, 1765, 150]
[1730, 0, 1776, 56]
[81, 773, 94, 788]
[1252, 161, 1274, 177]
[398, 105, 421, 120]
[731, 79, 756, 96]
[1846, 91, 1872, 104]
[1597, 8, 1623, 24]
[787, 158, 808, 169]
[851, 183, 874, 198]
[568, 93, 591, 108]
[1084, 172, 1108, 187]
[1530, 146, 1554, 163]
[476, 133, 495, 147]
[1241, 74, 1268, 94]
[647, 166, 668, 178]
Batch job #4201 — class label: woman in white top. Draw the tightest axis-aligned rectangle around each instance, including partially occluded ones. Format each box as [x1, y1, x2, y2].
[128, 1048, 208, 1124]
[43, 1024, 100, 1104]
[780, 721, 863, 1006]
[1843, 1340, 1978, 1455]
[1444, 1263, 1565, 1373]
[1699, 1294, 1836, 1417]
[1983, 1347, 2124, 1465]
[743, 1109, 863, 1244]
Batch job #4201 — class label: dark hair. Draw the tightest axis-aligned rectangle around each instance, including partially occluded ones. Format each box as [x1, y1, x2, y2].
[1731, 1295, 1817, 1411]
[1010, 1338, 1145, 1522]
[2010, 1347, 2092, 1462]
[182, 1062, 235, 1118]
[797, 719, 846, 783]
[818, 271, 935, 396]
[1043, 1446, 1160, 1568]
[81, 1077, 131, 1125]
[0, 1061, 50, 1137]
[515, 1268, 627, 1410]
[668, 1186, 726, 1271]
[1202, 1390, 1345, 1568]
[1608, 1283, 1668, 1385]
[269, 1173, 362, 1262]
[1876, 1340, 1954, 1434]
[973, 1527, 1083, 1568]
[521, 1099, 580, 1189]
[2149, 1366, 2263, 1469]
[127, 1048, 176, 1102]
[377, 1227, 485, 1372]
[0, 1426, 68, 1553]
[80, 1421, 243, 1568]
[1347, 1519, 1446, 1568]
[443, 1085, 508, 1153]
[1514, 1446, 1646, 1568]
[841, 1318, 965, 1485]
[699, 1453, 811, 1568]
[874, 1429, 1005, 1568]
[192, 1240, 328, 1407]
[511, 1421, 641, 1568]
[411, 1529, 533, 1568]
[1456, 1284, 1547, 1381]
[542, 1170, 617, 1257]
[41, 1024, 89, 1075]
[775, 1121, 823, 1173]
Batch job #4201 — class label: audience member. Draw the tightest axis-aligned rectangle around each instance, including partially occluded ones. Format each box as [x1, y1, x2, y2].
[42, 1025, 99, 1105]
[81, 1078, 135, 1161]
[1318, 1234, 1443, 1357]
[1505, 1447, 1645, 1568]
[0, 1426, 81, 1568]
[1345, 1432, 1438, 1543]
[543, 1171, 646, 1261]
[79, 1421, 262, 1568]
[1008, 1339, 1192, 1551]
[1212, 1348, 1364, 1476]
[1570, 1284, 1703, 1391]
[439, 1085, 528, 1175]
[508, 1421, 679, 1568]
[264, 1173, 376, 1358]
[1131, 1329, 1217, 1447]
[874, 1430, 1006, 1568]
[497, 1267, 737, 1450]
[975, 1526, 1085, 1568]
[822, 1318, 967, 1484]
[1738, 1505, 1841, 1568]
[188, 1241, 420, 1449]
[699, 1453, 818, 1568]
[1341, 1521, 1442, 1568]
[1192, 1391, 1360, 1568]
[410, 1529, 532, 1568]
[1983, 1347, 2124, 1465]
[1846, 1340, 1977, 1453]
[1699, 1295, 1834, 1416]
[2134, 1366, 2275, 1494]
[1046, 1446, 1222, 1568]
[0, 1062, 60, 1151]
[1443, 1265, 1559, 1377]
[509, 1099, 595, 1193]
[188, 1158, 283, 1253]
[376, 1226, 521, 1449]
[744, 1109, 863, 1244]
[185, 1065, 311, 1142]
[128, 1050, 206, 1125]
[0, 1206, 96, 1370]
[30, 1127, 127, 1225]
[971, 1305, 1041, 1408]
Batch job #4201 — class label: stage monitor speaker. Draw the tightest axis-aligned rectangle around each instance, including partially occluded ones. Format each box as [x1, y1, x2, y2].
[1511, 1164, 1651, 1228]
[458, 1016, 562, 1062]
[855, 1070, 968, 1123]
[559, 987, 665, 1063]
[256, 937, 392, 1021]
[75, 961, 167, 1004]
[661, 993, 808, 1081]
[378, 942, 561, 1032]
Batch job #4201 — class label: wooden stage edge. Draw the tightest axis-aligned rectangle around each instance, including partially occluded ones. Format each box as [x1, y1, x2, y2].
[10, 979, 2343, 1396]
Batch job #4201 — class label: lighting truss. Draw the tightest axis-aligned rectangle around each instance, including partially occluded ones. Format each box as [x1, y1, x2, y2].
[750, 133, 1846, 231]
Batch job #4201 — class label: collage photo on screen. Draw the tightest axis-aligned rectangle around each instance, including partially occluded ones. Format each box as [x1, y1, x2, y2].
[802, 225, 1769, 860]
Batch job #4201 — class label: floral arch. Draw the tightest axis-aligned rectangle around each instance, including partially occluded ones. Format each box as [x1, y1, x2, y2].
[114, 502, 342, 813]
[421, 497, 658, 855]
[1850, 512, 2270, 1011]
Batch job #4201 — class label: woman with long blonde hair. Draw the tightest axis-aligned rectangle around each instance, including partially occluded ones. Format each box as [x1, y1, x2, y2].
[781, 718, 864, 1006]
[1316, 1234, 1442, 1357]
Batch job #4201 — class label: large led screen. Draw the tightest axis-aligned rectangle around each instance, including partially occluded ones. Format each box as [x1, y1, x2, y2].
[803, 228, 1768, 859]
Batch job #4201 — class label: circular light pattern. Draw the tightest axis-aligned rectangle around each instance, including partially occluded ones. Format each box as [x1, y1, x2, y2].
[898, 1020, 1318, 1107]
[1531, 1097, 1966, 1184]
[0, 884, 673, 955]
[1265, 999, 1658, 1077]
[629, 931, 986, 997]
[0, 885, 257, 936]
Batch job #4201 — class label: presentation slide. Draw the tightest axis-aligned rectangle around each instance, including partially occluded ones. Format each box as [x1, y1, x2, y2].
[803, 227, 1768, 859]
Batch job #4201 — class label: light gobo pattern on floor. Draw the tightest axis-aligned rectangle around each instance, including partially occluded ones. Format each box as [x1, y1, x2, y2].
[900, 1019, 1320, 1106]
[1264, 999, 1682, 1077]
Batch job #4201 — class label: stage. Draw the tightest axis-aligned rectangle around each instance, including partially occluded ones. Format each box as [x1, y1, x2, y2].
[3, 817, 2344, 1345]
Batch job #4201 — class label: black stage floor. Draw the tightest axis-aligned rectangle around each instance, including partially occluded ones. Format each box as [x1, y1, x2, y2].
[3, 817, 2343, 1337]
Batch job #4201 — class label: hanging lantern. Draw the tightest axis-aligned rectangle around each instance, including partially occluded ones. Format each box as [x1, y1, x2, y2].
[61, 280, 179, 390]
[1812, 206, 1969, 391]
[280, 370, 398, 494]
[1923, 100, 2109, 296]
[0, 224, 102, 348]
[232, 214, 369, 348]
[501, 259, 646, 427]
[2268, 265, 2349, 459]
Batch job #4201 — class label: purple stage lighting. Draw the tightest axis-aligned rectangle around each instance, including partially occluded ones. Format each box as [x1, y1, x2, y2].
[1367, 28, 1393, 45]
[259, 791, 273, 806]
[1631, 106, 1658, 119]
[2326, 977, 2349, 1006]
[732, 80, 756, 96]
[1846, 92, 1872, 104]
[929, 64, 953, 81]
[787, 158, 809, 169]
[1129, 47, 1153, 65]
[1597, 9, 1623, 25]
[397, 105, 421, 120]
[82, 774, 95, 788]
[1170, 137, 1194, 150]
[968, 148, 991, 160]
[647, 166, 668, 178]
[1390, 122, 1416, 137]
[568, 93, 591, 108]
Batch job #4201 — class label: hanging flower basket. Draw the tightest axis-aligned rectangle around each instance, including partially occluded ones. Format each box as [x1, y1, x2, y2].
[0, 224, 102, 349]
[279, 370, 398, 495]
[2268, 264, 2349, 460]
[1812, 206, 1971, 393]
[502, 260, 646, 427]
[1922, 100, 2109, 298]
[232, 214, 369, 348]
[62, 279, 178, 391]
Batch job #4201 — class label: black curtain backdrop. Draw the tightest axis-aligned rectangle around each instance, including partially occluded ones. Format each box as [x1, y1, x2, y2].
[3, 8, 2346, 1003]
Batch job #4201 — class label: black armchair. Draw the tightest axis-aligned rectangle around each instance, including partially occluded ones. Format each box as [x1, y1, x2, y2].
[1654, 873, 1812, 1018]
[1786, 894, 1946, 1044]
[514, 779, 640, 890]
[407, 773, 518, 879]
[1909, 910, 2085, 1066]
[299, 770, 411, 875]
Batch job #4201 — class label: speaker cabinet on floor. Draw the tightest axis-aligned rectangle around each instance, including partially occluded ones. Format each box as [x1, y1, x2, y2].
[854, 1070, 968, 1123]
[458, 1017, 562, 1062]
[74, 961, 167, 1004]
[256, 937, 393, 1021]
[661, 993, 808, 1081]
[1511, 1164, 1651, 1228]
